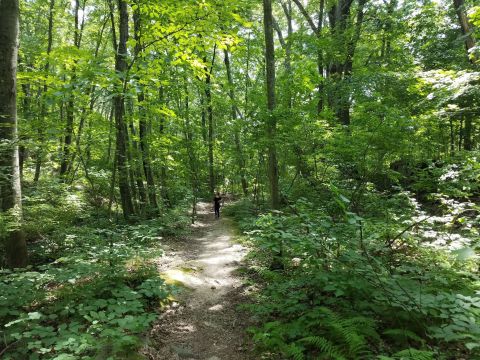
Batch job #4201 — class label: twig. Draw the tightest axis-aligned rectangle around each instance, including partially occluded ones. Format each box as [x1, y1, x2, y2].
[386, 216, 433, 248]
[0, 340, 20, 357]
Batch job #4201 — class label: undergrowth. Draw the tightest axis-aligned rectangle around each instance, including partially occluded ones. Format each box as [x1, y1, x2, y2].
[0, 181, 192, 359]
[226, 183, 480, 359]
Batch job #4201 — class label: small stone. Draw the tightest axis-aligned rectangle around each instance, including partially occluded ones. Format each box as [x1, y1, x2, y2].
[211, 285, 216, 290]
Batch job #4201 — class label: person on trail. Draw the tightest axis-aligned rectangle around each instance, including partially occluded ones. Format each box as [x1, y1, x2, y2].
[213, 192, 222, 219]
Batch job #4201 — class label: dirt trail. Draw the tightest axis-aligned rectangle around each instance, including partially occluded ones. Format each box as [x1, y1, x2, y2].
[142, 202, 254, 360]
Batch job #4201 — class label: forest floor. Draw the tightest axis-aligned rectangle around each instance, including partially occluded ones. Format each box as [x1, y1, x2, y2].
[141, 202, 255, 360]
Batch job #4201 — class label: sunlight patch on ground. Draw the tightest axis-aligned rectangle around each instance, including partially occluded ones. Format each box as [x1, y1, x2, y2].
[161, 269, 203, 288]
[208, 304, 224, 311]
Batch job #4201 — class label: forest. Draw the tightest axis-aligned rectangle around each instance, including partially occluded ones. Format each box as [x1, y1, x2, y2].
[0, 0, 479, 358]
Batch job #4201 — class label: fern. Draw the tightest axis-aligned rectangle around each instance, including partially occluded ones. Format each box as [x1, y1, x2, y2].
[286, 344, 305, 360]
[307, 307, 376, 359]
[383, 329, 424, 344]
[393, 348, 435, 360]
[299, 336, 347, 360]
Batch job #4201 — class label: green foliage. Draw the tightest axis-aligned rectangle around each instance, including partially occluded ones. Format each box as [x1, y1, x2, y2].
[230, 192, 480, 359]
[0, 180, 191, 358]
[0, 224, 171, 359]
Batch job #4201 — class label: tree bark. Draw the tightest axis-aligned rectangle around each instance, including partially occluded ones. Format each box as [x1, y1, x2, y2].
[205, 46, 217, 195]
[133, 6, 159, 214]
[0, 0, 28, 267]
[463, 112, 473, 150]
[224, 49, 248, 196]
[60, 0, 83, 177]
[113, 0, 135, 219]
[34, 0, 55, 182]
[453, 0, 476, 149]
[263, 0, 280, 209]
[453, 0, 477, 64]
[292, 0, 324, 113]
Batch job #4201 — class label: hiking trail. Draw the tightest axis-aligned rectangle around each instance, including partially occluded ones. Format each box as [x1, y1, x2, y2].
[141, 202, 255, 360]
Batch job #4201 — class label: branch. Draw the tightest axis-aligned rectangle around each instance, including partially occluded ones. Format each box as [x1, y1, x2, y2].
[292, 0, 318, 34]
[386, 216, 433, 248]
[272, 17, 286, 49]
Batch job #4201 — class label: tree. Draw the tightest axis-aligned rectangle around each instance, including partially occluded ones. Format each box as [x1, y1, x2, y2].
[133, 3, 159, 214]
[0, 0, 28, 267]
[453, 0, 477, 64]
[112, 0, 135, 219]
[263, 0, 280, 209]
[224, 49, 248, 196]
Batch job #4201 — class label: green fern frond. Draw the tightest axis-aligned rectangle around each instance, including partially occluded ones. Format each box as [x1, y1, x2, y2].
[393, 348, 435, 360]
[299, 336, 347, 360]
[383, 329, 424, 343]
[285, 344, 305, 360]
[326, 317, 370, 357]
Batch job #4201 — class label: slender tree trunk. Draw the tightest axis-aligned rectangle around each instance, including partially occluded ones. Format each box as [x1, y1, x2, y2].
[60, 0, 82, 177]
[205, 47, 217, 195]
[125, 97, 146, 210]
[20, 79, 31, 179]
[200, 90, 207, 143]
[459, 115, 464, 151]
[450, 117, 455, 155]
[224, 49, 248, 196]
[384, 0, 397, 62]
[453, 0, 477, 64]
[316, 0, 325, 113]
[0, 0, 28, 268]
[113, 0, 134, 219]
[158, 86, 170, 206]
[292, 0, 324, 113]
[133, 6, 159, 214]
[331, 0, 365, 126]
[34, 0, 55, 182]
[464, 113, 473, 150]
[60, 98, 75, 176]
[263, 0, 280, 209]
[182, 77, 199, 223]
[73, 16, 107, 164]
[124, 110, 139, 212]
[453, 0, 476, 148]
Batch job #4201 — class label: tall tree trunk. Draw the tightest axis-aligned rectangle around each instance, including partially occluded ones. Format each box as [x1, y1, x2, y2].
[450, 117, 455, 155]
[125, 98, 146, 210]
[453, 0, 477, 64]
[182, 77, 199, 223]
[292, 0, 324, 113]
[133, 6, 159, 214]
[113, 0, 134, 219]
[158, 86, 170, 206]
[316, 0, 325, 114]
[0, 0, 28, 268]
[205, 46, 217, 195]
[224, 49, 248, 196]
[453, 0, 476, 149]
[34, 0, 55, 182]
[73, 15, 107, 167]
[464, 112, 473, 150]
[60, 0, 82, 176]
[384, 0, 397, 62]
[263, 0, 280, 209]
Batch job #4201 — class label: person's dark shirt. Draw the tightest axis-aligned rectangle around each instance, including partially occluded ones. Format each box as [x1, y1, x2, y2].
[214, 196, 222, 208]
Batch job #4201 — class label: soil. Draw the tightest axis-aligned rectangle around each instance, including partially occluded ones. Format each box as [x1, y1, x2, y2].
[141, 202, 256, 360]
